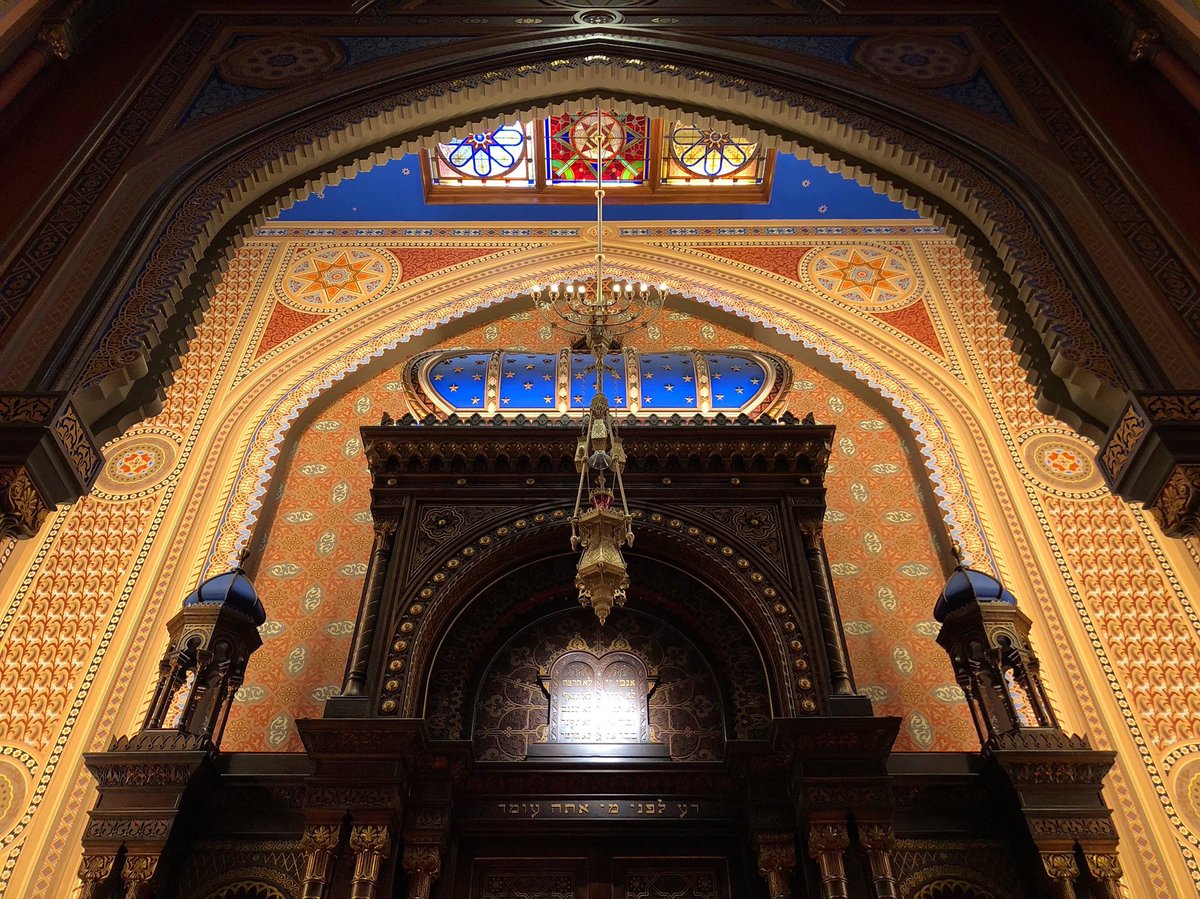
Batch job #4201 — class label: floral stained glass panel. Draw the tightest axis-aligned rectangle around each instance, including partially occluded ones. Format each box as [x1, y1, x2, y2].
[545, 111, 649, 185]
[662, 123, 765, 185]
[431, 123, 535, 187]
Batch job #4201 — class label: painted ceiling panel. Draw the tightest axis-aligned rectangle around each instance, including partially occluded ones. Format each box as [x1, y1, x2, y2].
[273, 153, 920, 222]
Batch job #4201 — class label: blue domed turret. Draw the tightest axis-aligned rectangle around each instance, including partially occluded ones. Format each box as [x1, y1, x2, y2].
[933, 553, 1017, 623]
[182, 567, 266, 626]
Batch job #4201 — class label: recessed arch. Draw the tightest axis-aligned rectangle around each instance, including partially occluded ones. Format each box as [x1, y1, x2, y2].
[198, 240, 1007, 580]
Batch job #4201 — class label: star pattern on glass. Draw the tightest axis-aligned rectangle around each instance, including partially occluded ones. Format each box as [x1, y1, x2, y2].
[292, 251, 380, 303]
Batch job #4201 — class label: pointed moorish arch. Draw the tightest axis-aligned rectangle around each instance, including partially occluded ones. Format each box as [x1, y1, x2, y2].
[40, 35, 1187, 446]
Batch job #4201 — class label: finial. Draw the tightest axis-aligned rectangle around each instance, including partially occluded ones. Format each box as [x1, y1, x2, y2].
[950, 543, 964, 567]
[235, 545, 251, 569]
[802, 411, 816, 425]
[380, 411, 394, 426]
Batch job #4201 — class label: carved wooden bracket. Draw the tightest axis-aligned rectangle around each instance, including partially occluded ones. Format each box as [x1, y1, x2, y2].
[121, 855, 158, 899]
[402, 841, 443, 899]
[1085, 852, 1123, 899]
[300, 822, 341, 899]
[0, 393, 99, 539]
[1041, 851, 1079, 899]
[77, 854, 116, 899]
[1098, 391, 1200, 537]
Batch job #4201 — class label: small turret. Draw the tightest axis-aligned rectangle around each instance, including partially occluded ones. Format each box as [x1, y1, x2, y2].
[934, 549, 1056, 747]
[142, 564, 264, 744]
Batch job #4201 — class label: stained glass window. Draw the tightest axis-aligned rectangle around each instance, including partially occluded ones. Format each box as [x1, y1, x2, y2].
[417, 350, 777, 416]
[431, 122, 535, 187]
[545, 111, 649, 185]
[662, 124, 765, 185]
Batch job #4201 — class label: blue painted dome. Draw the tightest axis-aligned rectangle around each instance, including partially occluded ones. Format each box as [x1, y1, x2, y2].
[183, 568, 266, 626]
[933, 563, 1017, 623]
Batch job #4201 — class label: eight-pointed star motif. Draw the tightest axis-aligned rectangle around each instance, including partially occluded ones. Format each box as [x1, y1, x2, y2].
[814, 248, 911, 305]
[292, 251, 381, 304]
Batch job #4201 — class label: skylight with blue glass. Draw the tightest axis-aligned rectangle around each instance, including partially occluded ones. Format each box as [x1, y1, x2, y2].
[638, 353, 698, 411]
[570, 353, 627, 410]
[427, 353, 490, 410]
[706, 354, 768, 411]
[413, 349, 783, 417]
[498, 352, 558, 411]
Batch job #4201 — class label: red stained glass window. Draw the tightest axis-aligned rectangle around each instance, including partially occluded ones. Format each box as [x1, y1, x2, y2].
[545, 111, 649, 185]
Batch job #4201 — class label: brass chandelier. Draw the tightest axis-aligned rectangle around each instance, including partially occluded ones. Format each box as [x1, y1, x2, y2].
[531, 108, 668, 624]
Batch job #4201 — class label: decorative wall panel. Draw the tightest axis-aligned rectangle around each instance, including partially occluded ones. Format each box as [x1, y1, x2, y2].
[241, 296, 964, 753]
[473, 608, 723, 761]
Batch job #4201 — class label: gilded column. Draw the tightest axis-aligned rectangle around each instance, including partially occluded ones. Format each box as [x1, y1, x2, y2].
[755, 833, 795, 899]
[1041, 852, 1079, 899]
[807, 823, 850, 899]
[403, 844, 444, 899]
[799, 521, 854, 696]
[1085, 853, 1123, 899]
[77, 854, 115, 899]
[342, 519, 397, 695]
[121, 855, 157, 899]
[349, 824, 392, 899]
[300, 823, 341, 899]
[857, 823, 899, 899]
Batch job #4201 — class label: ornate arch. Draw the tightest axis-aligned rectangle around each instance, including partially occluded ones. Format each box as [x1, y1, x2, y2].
[200, 241, 1003, 578]
[379, 499, 818, 722]
[422, 554, 770, 757]
[38, 35, 1170, 442]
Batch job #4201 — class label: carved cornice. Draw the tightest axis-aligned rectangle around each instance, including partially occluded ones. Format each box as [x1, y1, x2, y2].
[362, 417, 833, 483]
[1098, 391, 1200, 537]
[0, 393, 100, 539]
[298, 718, 427, 760]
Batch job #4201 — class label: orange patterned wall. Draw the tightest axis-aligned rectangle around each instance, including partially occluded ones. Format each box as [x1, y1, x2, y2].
[235, 304, 975, 753]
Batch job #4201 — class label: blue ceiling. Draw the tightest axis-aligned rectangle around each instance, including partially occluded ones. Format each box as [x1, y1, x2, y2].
[273, 153, 921, 223]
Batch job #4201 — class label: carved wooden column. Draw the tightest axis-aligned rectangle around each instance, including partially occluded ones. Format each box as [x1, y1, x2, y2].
[797, 520, 855, 698]
[1085, 852, 1123, 899]
[754, 833, 795, 899]
[77, 854, 115, 899]
[857, 822, 899, 899]
[402, 842, 443, 899]
[341, 518, 397, 696]
[349, 823, 392, 899]
[299, 822, 341, 899]
[807, 822, 850, 899]
[1041, 852, 1079, 899]
[121, 855, 157, 899]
